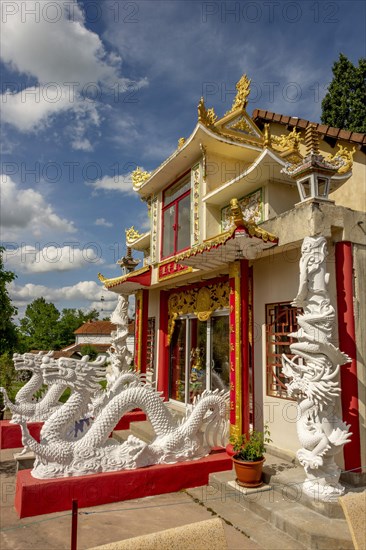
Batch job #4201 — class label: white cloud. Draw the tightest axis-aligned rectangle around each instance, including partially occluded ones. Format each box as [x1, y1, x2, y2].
[95, 218, 113, 228]
[9, 280, 118, 308]
[87, 173, 135, 195]
[0, 0, 147, 147]
[4, 244, 104, 274]
[0, 174, 76, 238]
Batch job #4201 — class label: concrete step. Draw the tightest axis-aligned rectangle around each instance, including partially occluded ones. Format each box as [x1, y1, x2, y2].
[186, 478, 308, 550]
[129, 420, 155, 443]
[206, 466, 353, 550]
[111, 429, 131, 443]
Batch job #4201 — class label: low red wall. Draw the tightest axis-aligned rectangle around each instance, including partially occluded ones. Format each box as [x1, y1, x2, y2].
[0, 420, 42, 449]
[15, 450, 232, 518]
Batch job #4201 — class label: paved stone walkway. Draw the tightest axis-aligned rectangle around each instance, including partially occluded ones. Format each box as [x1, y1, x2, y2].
[1, 448, 262, 550]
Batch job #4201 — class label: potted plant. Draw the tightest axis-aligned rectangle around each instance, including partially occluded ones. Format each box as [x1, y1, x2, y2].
[229, 425, 271, 488]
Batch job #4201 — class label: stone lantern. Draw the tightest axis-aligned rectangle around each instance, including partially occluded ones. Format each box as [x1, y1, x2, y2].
[283, 124, 341, 203]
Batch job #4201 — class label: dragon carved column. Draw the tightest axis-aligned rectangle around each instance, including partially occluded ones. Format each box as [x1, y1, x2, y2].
[107, 294, 133, 385]
[281, 236, 352, 501]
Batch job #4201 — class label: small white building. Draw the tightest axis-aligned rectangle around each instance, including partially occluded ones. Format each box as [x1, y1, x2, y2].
[61, 321, 135, 358]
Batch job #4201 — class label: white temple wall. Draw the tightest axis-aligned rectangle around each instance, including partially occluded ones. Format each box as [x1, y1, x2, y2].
[75, 334, 112, 345]
[253, 248, 300, 454]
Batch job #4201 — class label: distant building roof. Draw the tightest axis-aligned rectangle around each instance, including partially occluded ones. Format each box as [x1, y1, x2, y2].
[74, 321, 117, 335]
[252, 109, 366, 147]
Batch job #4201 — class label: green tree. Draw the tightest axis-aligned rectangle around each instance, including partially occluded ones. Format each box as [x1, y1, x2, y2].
[79, 344, 98, 361]
[20, 298, 61, 350]
[321, 54, 366, 133]
[57, 308, 99, 348]
[0, 247, 18, 354]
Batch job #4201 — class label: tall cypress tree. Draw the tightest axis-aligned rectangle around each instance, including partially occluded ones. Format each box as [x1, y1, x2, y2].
[321, 54, 366, 133]
[0, 247, 18, 354]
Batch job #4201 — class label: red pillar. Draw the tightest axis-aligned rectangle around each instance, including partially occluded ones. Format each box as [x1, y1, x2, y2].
[335, 241, 361, 472]
[157, 291, 169, 399]
[240, 260, 250, 436]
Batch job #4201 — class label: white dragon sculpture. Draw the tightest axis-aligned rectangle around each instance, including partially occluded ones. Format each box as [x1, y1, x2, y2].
[107, 294, 133, 385]
[17, 353, 229, 479]
[281, 236, 352, 501]
[0, 351, 69, 423]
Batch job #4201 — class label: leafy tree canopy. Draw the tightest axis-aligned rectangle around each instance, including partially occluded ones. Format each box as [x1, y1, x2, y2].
[19, 299, 99, 351]
[57, 308, 99, 348]
[79, 344, 98, 361]
[321, 53, 366, 133]
[0, 247, 18, 354]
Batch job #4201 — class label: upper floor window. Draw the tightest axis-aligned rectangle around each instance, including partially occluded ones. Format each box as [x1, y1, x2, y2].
[162, 175, 191, 259]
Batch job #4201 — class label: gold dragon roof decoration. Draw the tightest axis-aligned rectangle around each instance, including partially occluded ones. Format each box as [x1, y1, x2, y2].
[132, 167, 151, 190]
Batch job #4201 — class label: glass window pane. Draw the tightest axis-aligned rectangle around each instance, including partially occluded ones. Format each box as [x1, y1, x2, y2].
[189, 319, 207, 403]
[162, 205, 175, 258]
[177, 194, 191, 251]
[164, 177, 190, 205]
[169, 319, 186, 402]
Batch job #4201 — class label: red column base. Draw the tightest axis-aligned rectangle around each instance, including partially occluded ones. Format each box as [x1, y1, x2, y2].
[0, 420, 42, 449]
[15, 449, 232, 518]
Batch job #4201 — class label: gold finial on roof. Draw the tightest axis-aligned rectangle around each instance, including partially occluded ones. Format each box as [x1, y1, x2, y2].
[228, 74, 251, 113]
[198, 97, 217, 126]
[125, 226, 143, 244]
[305, 124, 320, 155]
[131, 167, 151, 189]
[264, 123, 271, 147]
[178, 137, 186, 148]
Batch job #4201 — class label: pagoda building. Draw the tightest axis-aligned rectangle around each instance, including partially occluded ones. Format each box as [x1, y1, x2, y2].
[99, 75, 366, 483]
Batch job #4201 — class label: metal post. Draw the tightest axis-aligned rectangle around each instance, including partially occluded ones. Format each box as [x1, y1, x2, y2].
[71, 499, 78, 550]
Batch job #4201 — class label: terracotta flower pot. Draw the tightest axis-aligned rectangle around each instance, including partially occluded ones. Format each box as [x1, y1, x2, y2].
[232, 456, 265, 488]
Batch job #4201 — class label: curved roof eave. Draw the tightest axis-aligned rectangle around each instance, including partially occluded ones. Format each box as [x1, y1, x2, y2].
[203, 147, 292, 205]
[136, 123, 263, 197]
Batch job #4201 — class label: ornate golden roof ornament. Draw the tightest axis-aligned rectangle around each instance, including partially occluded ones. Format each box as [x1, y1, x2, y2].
[229, 198, 277, 242]
[131, 167, 151, 189]
[177, 137, 186, 148]
[264, 123, 271, 147]
[98, 273, 107, 282]
[326, 144, 356, 174]
[197, 97, 217, 126]
[272, 127, 303, 152]
[230, 116, 252, 133]
[227, 74, 251, 114]
[125, 226, 143, 244]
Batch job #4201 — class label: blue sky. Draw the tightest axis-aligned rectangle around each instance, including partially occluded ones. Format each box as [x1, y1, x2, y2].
[1, 0, 365, 320]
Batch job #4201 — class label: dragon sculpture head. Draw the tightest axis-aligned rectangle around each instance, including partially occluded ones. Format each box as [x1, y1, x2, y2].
[42, 355, 107, 393]
[13, 351, 54, 374]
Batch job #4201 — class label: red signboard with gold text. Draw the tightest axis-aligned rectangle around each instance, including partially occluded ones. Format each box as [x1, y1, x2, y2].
[158, 261, 191, 281]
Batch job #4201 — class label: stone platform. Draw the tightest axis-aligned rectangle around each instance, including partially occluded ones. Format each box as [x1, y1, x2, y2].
[15, 449, 232, 518]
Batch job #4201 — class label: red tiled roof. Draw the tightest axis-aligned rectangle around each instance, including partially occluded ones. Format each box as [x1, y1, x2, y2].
[74, 321, 117, 335]
[252, 109, 366, 146]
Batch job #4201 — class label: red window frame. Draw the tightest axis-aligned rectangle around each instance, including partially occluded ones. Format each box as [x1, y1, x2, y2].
[161, 171, 191, 260]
